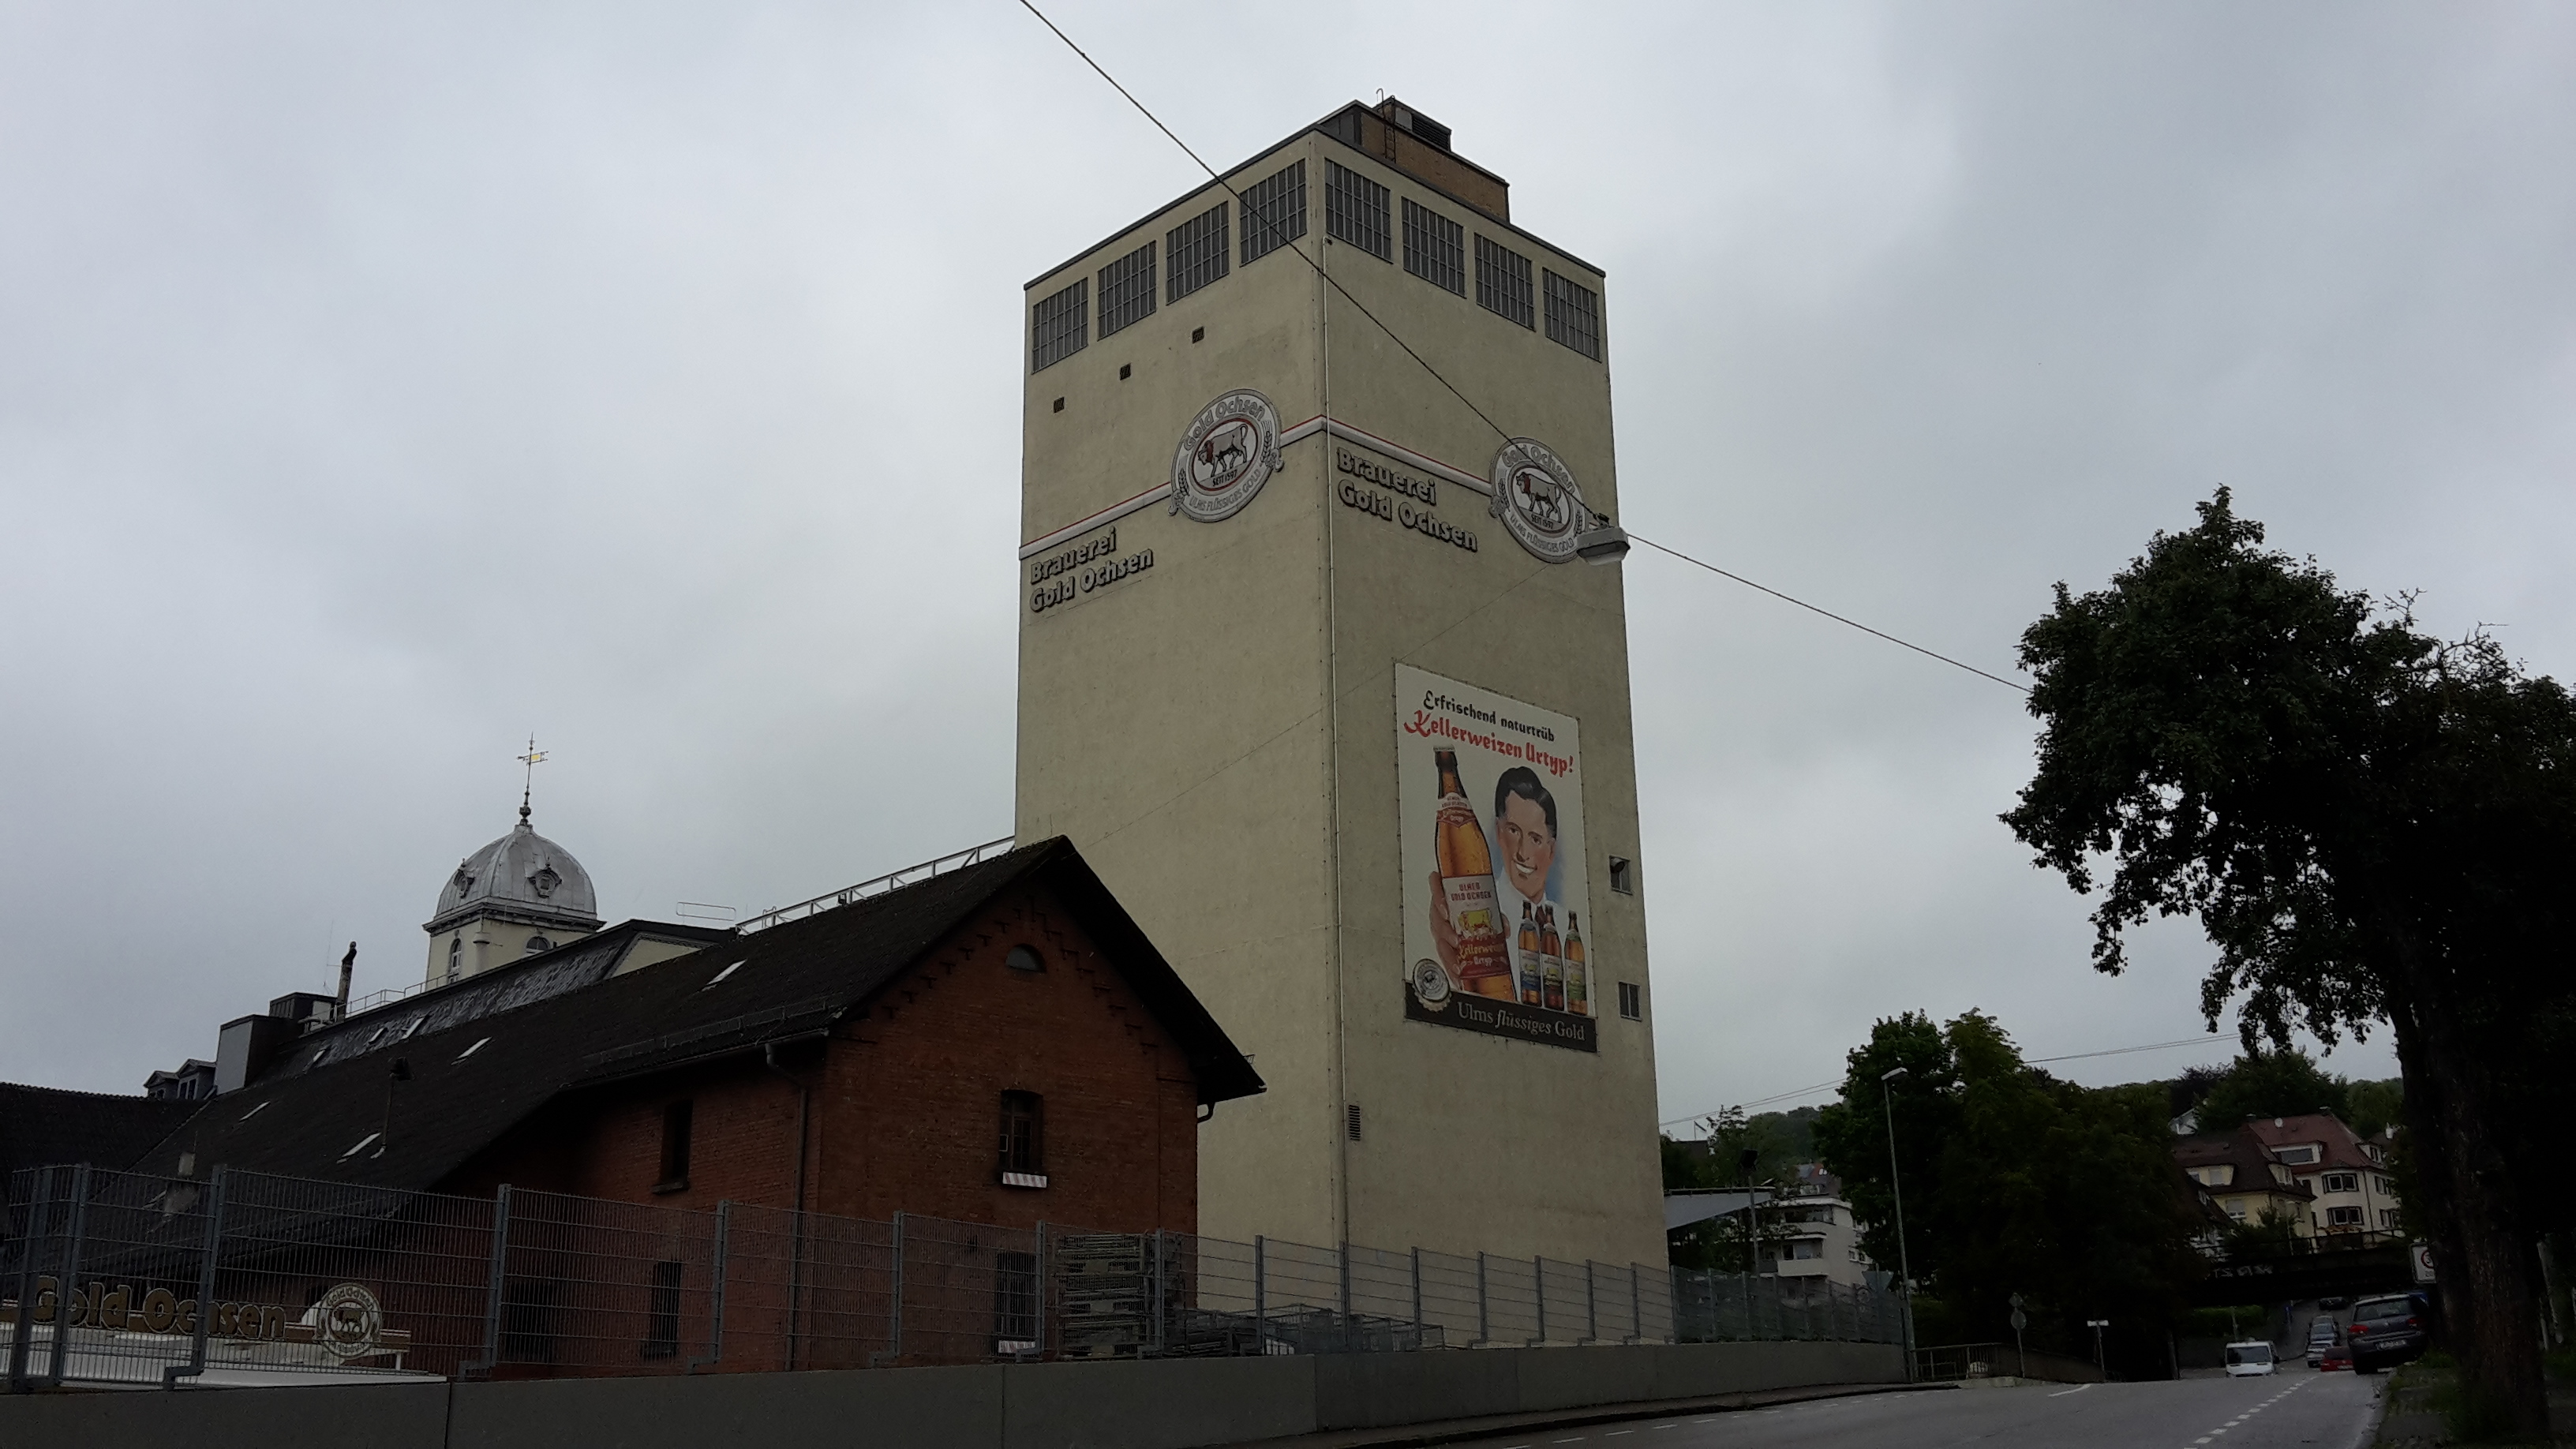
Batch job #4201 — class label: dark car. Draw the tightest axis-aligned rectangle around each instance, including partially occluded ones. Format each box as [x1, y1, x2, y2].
[2346, 1293, 2428, 1372]
[2305, 1319, 2342, 1367]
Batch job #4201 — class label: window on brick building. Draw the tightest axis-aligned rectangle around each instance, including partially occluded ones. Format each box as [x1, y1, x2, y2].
[999, 1090, 1046, 1187]
[994, 1250, 1039, 1353]
[642, 1260, 683, 1359]
[1006, 945, 1043, 972]
[657, 1099, 692, 1193]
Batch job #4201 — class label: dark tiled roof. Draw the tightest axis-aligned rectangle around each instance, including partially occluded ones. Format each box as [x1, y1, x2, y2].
[0, 1083, 205, 1183]
[2245, 1114, 2382, 1174]
[2174, 1128, 2316, 1201]
[122, 838, 1260, 1193]
[271, 920, 736, 1084]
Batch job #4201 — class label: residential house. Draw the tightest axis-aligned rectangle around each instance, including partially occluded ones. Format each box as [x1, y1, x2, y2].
[2245, 1114, 2403, 1237]
[2174, 1126, 2316, 1236]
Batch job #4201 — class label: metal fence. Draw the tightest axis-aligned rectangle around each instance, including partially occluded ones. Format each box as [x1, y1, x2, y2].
[3, 1163, 1900, 1391]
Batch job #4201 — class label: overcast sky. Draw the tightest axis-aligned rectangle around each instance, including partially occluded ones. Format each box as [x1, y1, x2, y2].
[5, 4, 2568, 1123]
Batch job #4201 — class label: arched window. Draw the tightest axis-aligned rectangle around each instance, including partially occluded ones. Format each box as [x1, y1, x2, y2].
[445, 937, 462, 983]
[525, 934, 553, 954]
[1006, 945, 1043, 973]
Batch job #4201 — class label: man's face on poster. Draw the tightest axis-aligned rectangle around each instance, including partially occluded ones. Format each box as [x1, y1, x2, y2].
[1496, 794, 1556, 904]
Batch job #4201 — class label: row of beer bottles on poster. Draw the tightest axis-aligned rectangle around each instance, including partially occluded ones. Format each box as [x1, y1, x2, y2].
[1513, 901, 1589, 1015]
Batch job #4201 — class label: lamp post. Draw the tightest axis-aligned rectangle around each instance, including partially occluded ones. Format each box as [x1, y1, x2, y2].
[1737, 1146, 1761, 1335]
[2087, 1318, 2110, 1377]
[1881, 1066, 1916, 1382]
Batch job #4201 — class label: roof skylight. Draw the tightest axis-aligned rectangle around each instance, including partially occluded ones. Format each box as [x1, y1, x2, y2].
[456, 1036, 490, 1061]
[238, 1101, 269, 1123]
[340, 1132, 382, 1160]
[703, 960, 746, 989]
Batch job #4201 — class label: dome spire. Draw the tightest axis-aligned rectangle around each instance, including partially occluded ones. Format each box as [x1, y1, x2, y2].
[516, 735, 547, 829]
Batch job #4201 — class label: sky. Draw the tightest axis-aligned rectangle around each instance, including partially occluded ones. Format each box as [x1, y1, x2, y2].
[5, 3, 2569, 1122]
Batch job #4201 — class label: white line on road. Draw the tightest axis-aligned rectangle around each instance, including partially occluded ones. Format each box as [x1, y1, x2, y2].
[2049, 1383, 2093, 1397]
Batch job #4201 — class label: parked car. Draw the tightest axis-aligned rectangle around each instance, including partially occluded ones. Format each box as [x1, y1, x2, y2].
[2320, 1296, 2349, 1309]
[2305, 1320, 2342, 1367]
[2320, 1344, 2353, 1372]
[2346, 1294, 2429, 1373]
[2226, 1341, 2278, 1377]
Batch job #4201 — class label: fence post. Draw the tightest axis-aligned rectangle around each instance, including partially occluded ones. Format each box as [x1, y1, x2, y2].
[1585, 1261, 1597, 1344]
[164, 1166, 227, 1388]
[6, 1165, 54, 1392]
[1533, 1256, 1546, 1346]
[1475, 1252, 1488, 1346]
[1035, 1221, 1050, 1359]
[1338, 1240, 1353, 1353]
[1150, 1231, 1166, 1357]
[1629, 1264, 1641, 1344]
[889, 1211, 905, 1363]
[45, 1164, 92, 1387]
[1252, 1234, 1266, 1350]
[473, 1184, 512, 1376]
[1410, 1246, 1422, 1340]
[687, 1200, 730, 1372]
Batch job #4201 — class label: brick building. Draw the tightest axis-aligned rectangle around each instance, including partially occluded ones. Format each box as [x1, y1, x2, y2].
[123, 838, 1262, 1234]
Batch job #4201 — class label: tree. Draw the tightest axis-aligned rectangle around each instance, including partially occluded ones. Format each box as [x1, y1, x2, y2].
[2004, 492, 2576, 1432]
[1814, 1011, 2203, 1372]
[2190, 1048, 2350, 1132]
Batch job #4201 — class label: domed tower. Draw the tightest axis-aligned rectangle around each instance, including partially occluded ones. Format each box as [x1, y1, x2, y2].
[421, 796, 603, 987]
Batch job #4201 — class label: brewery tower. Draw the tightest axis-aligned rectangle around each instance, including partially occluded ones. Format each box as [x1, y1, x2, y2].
[1014, 99, 1664, 1268]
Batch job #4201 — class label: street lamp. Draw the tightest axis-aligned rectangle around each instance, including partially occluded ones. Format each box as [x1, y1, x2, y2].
[1881, 1066, 1916, 1382]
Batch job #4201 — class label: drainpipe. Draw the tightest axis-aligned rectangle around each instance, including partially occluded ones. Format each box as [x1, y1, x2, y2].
[763, 1042, 811, 1371]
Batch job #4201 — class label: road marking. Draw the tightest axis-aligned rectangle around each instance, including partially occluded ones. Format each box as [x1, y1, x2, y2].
[2048, 1383, 2093, 1397]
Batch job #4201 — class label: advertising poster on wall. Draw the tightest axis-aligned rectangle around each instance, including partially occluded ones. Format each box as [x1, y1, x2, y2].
[1396, 664, 1597, 1052]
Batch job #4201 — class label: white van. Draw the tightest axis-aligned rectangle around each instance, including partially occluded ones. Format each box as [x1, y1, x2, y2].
[2225, 1340, 2278, 1376]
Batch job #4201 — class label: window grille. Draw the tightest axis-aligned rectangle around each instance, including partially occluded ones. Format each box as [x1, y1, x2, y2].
[1166, 202, 1229, 302]
[1402, 198, 1464, 294]
[1346, 1103, 1364, 1140]
[1241, 159, 1306, 264]
[1477, 235, 1533, 328]
[1000, 1090, 1044, 1177]
[1544, 269, 1602, 360]
[1324, 160, 1391, 260]
[1031, 279, 1088, 372]
[993, 1251, 1039, 1351]
[1098, 242, 1156, 337]
[642, 1260, 683, 1359]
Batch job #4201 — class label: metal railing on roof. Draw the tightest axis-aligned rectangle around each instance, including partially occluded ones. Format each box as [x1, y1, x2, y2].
[735, 836, 1016, 937]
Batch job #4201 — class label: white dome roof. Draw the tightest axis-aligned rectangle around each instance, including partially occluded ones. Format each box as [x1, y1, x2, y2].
[425, 809, 601, 934]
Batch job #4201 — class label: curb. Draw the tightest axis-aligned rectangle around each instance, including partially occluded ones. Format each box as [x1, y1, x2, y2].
[1215, 1380, 1956, 1449]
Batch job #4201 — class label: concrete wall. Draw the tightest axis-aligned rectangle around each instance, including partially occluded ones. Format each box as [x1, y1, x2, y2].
[0, 1341, 1904, 1449]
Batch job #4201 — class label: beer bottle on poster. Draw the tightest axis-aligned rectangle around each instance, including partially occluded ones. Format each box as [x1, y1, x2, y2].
[1432, 748, 1512, 997]
[1517, 901, 1542, 1005]
[1564, 911, 1589, 1016]
[1539, 905, 1565, 1012]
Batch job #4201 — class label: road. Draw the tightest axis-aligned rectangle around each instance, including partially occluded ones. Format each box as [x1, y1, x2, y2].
[1443, 1368, 2385, 1449]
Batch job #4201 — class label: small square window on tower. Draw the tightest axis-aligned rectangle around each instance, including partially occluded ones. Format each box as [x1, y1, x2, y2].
[1608, 856, 1635, 895]
[1618, 982, 1642, 1020]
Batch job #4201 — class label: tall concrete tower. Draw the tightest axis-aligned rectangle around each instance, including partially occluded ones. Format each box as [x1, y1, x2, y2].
[1014, 99, 1663, 1268]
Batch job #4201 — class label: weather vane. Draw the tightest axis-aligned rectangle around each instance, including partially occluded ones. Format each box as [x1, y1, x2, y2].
[518, 736, 546, 823]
